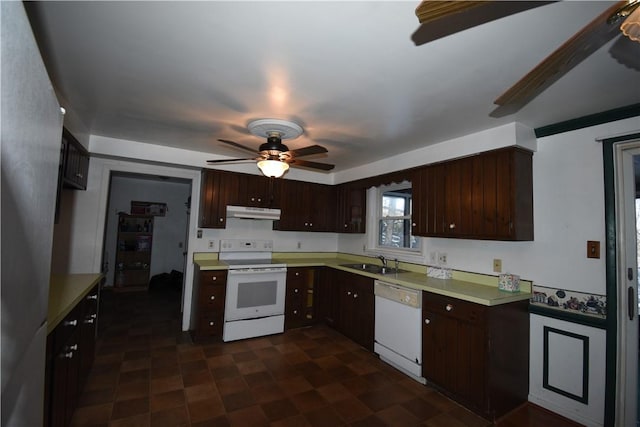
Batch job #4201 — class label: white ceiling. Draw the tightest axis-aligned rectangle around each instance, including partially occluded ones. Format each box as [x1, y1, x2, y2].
[26, 1, 640, 172]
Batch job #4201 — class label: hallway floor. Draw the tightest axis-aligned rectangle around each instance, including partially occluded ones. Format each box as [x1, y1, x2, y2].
[70, 288, 583, 427]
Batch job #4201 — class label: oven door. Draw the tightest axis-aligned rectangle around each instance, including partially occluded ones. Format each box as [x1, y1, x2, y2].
[225, 268, 286, 321]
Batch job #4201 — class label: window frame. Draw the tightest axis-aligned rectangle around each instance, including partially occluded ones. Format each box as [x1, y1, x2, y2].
[365, 182, 424, 262]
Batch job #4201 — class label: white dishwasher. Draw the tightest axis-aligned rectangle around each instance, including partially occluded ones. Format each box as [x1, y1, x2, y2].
[374, 280, 426, 384]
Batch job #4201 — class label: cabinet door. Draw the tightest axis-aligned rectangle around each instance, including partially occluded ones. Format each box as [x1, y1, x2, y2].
[275, 179, 305, 230]
[428, 163, 446, 235]
[61, 128, 89, 190]
[335, 184, 366, 233]
[411, 167, 428, 236]
[199, 170, 240, 228]
[422, 309, 457, 390]
[316, 268, 339, 328]
[352, 276, 374, 351]
[310, 183, 336, 232]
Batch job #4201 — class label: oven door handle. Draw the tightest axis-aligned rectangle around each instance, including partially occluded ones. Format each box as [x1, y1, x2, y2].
[227, 268, 287, 275]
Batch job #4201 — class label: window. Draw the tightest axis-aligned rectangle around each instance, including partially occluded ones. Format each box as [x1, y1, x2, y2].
[368, 182, 420, 255]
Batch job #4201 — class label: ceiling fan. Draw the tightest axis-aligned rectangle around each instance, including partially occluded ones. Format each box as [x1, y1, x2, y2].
[412, 0, 640, 116]
[207, 119, 335, 178]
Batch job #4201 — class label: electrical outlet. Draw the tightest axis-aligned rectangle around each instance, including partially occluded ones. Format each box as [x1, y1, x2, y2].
[429, 251, 437, 264]
[493, 258, 502, 273]
[197, 230, 203, 238]
[208, 240, 215, 249]
[438, 252, 447, 266]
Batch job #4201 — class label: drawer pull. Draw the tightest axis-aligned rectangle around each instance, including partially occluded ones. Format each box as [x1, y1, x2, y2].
[293, 310, 298, 314]
[66, 344, 78, 351]
[61, 352, 74, 359]
[424, 318, 431, 325]
[209, 321, 215, 326]
[211, 276, 217, 281]
[446, 304, 453, 312]
[294, 288, 299, 293]
[63, 320, 77, 327]
[353, 293, 358, 299]
[84, 318, 95, 324]
[210, 295, 215, 300]
[87, 294, 98, 300]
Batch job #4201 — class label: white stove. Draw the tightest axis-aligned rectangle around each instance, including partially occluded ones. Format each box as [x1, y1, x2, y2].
[219, 239, 287, 342]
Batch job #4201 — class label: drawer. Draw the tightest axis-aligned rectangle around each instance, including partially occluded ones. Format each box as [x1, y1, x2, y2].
[198, 284, 225, 310]
[200, 271, 227, 285]
[423, 292, 485, 323]
[52, 303, 82, 354]
[196, 314, 224, 337]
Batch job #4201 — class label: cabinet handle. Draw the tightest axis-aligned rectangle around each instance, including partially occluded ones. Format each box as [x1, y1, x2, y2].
[64, 320, 77, 327]
[295, 272, 300, 276]
[212, 276, 217, 281]
[309, 223, 313, 227]
[344, 224, 348, 228]
[293, 310, 298, 314]
[209, 321, 215, 326]
[90, 314, 97, 319]
[258, 198, 262, 202]
[353, 293, 358, 299]
[445, 304, 453, 312]
[84, 318, 95, 324]
[210, 295, 215, 300]
[347, 291, 351, 296]
[75, 173, 83, 178]
[87, 294, 98, 300]
[61, 352, 74, 359]
[449, 223, 456, 229]
[251, 197, 256, 202]
[412, 222, 416, 227]
[66, 344, 78, 351]
[219, 218, 224, 222]
[424, 318, 431, 325]
[294, 288, 299, 293]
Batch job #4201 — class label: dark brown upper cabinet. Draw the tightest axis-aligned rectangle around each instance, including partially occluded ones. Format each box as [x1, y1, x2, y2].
[60, 128, 89, 190]
[335, 183, 366, 233]
[412, 147, 533, 241]
[275, 179, 335, 232]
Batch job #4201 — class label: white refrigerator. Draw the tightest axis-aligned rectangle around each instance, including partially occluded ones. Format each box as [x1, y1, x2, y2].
[1, 2, 64, 425]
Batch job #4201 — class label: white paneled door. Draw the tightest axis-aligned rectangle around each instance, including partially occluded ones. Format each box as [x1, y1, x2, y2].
[614, 140, 640, 427]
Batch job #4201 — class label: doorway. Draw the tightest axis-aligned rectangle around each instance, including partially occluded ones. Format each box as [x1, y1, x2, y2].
[611, 137, 640, 427]
[102, 171, 192, 299]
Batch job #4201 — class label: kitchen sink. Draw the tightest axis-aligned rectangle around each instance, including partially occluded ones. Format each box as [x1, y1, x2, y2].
[340, 263, 408, 275]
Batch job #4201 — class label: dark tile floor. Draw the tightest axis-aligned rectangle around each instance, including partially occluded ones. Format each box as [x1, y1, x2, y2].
[71, 288, 583, 427]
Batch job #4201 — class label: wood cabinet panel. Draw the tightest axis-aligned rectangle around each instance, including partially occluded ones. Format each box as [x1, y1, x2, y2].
[275, 180, 335, 232]
[45, 284, 100, 427]
[61, 128, 89, 190]
[190, 269, 227, 341]
[335, 183, 366, 233]
[412, 147, 533, 241]
[422, 292, 528, 421]
[331, 269, 374, 351]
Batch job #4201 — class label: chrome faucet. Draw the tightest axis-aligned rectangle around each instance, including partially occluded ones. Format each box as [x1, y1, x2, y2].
[377, 255, 387, 267]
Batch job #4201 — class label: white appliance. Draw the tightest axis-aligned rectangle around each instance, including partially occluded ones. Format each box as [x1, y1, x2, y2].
[2, 3, 64, 425]
[374, 280, 426, 384]
[226, 205, 281, 220]
[220, 239, 287, 341]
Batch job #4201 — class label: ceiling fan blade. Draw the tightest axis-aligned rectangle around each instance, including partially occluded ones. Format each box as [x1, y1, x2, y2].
[287, 158, 335, 171]
[218, 139, 257, 153]
[288, 145, 328, 157]
[206, 158, 256, 163]
[491, 1, 627, 117]
[412, 1, 553, 46]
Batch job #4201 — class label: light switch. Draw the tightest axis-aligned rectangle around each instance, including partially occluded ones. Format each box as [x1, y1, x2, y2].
[587, 240, 600, 259]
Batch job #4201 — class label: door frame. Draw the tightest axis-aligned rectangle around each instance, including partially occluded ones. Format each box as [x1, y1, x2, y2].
[603, 132, 640, 426]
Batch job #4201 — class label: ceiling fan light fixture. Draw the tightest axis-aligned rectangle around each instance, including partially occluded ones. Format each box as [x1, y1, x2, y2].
[621, 5, 640, 42]
[257, 159, 289, 178]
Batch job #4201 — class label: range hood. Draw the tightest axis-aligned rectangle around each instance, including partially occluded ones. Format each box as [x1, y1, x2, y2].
[226, 205, 281, 220]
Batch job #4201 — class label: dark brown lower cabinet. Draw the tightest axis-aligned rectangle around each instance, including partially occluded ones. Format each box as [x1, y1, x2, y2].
[330, 269, 374, 351]
[45, 283, 101, 427]
[285, 267, 317, 330]
[190, 269, 227, 342]
[422, 292, 529, 421]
